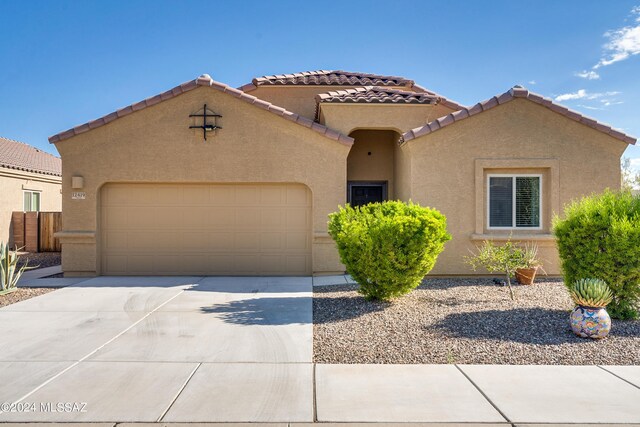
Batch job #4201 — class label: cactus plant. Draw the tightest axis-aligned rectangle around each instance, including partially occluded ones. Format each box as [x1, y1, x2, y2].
[0, 243, 37, 294]
[568, 278, 613, 339]
[568, 278, 614, 308]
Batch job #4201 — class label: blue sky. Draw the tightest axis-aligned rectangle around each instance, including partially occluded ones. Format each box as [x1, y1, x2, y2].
[1, 1, 639, 168]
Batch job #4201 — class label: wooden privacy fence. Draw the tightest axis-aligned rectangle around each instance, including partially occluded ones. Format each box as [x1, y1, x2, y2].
[12, 211, 62, 252]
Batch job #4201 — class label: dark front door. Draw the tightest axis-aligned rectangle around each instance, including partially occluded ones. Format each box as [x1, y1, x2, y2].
[348, 182, 387, 207]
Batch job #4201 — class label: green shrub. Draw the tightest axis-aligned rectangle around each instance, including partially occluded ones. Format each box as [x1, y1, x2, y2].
[328, 201, 451, 301]
[553, 190, 640, 319]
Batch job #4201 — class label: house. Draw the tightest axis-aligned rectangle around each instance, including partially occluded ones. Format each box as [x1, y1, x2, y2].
[48, 70, 636, 277]
[0, 136, 62, 247]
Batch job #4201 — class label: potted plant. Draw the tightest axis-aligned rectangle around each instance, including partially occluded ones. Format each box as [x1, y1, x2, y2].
[514, 244, 543, 285]
[568, 278, 613, 339]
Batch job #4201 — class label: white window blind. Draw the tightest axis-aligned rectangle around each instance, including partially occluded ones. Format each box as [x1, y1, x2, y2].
[488, 175, 541, 229]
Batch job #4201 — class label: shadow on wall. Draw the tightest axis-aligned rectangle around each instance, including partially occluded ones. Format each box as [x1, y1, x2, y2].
[200, 296, 312, 326]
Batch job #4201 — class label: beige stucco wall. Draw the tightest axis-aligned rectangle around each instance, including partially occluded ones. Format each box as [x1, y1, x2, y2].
[54, 85, 350, 276]
[347, 130, 397, 198]
[403, 98, 626, 276]
[0, 167, 61, 246]
[319, 103, 456, 136]
[248, 86, 412, 120]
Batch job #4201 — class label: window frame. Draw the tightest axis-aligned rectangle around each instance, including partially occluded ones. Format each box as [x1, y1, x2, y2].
[486, 173, 543, 231]
[23, 190, 41, 212]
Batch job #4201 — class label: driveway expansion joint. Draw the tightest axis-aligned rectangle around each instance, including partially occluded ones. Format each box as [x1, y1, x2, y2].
[455, 364, 512, 423]
[597, 365, 640, 390]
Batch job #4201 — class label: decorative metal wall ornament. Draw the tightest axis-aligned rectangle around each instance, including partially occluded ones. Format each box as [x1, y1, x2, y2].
[189, 104, 222, 141]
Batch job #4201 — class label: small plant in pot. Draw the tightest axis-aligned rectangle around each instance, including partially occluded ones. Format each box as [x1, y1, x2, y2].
[568, 278, 613, 339]
[514, 244, 544, 285]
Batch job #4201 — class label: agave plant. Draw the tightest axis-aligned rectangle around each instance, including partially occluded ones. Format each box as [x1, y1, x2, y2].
[0, 243, 37, 294]
[568, 278, 614, 308]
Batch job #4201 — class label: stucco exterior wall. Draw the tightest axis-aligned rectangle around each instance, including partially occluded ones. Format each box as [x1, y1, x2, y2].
[405, 98, 626, 276]
[319, 103, 456, 136]
[0, 167, 61, 246]
[54, 86, 350, 276]
[347, 130, 397, 198]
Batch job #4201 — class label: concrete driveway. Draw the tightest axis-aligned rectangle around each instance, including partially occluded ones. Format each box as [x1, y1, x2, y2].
[0, 276, 313, 422]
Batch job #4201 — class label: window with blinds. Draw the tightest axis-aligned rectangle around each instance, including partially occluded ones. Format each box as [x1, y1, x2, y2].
[488, 175, 541, 229]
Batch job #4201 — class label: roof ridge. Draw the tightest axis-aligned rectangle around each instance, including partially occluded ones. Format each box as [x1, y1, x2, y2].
[48, 74, 354, 146]
[314, 85, 438, 106]
[410, 83, 466, 111]
[401, 86, 636, 145]
[241, 69, 415, 92]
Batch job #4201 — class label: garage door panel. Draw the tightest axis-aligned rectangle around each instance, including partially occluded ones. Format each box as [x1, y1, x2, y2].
[155, 207, 183, 229]
[207, 207, 236, 228]
[260, 207, 285, 229]
[235, 232, 260, 251]
[260, 232, 285, 251]
[101, 183, 311, 275]
[183, 207, 209, 229]
[235, 208, 261, 228]
[235, 186, 260, 205]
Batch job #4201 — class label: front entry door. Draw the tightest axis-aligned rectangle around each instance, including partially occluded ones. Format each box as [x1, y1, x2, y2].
[348, 181, 387, 207]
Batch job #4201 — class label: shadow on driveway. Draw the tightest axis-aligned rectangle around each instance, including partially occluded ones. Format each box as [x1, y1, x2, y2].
[200, 296, 312, 326]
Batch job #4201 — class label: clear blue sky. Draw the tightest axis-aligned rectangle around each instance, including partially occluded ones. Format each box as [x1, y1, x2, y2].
[1, 1, 639, 167]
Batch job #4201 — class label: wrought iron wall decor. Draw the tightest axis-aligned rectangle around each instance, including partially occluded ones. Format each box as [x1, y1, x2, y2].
[189, 104, 222, 141]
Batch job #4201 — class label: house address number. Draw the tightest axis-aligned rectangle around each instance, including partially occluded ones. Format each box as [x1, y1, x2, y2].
[72, 192, 86, 200]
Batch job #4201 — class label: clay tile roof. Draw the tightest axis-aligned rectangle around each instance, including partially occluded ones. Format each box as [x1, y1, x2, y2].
[244, 70, 414, 89]
[402, 86, 637, 145]
[315, 86, 439, 104]
[49, 74, 353, 147]
[0, 136, 61, 176]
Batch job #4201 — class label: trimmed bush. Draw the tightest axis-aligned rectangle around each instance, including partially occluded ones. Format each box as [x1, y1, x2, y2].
[328, 201, 451, 301]
[553, 190, 640, 319]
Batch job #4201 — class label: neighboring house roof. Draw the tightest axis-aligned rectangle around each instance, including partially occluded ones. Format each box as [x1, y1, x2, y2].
[315, 86, 439, 105]
[240, 70, 414, 91]
[0, 136, 61, 176]
[48, 74, 354, 146]
[402, 86, 637, 145]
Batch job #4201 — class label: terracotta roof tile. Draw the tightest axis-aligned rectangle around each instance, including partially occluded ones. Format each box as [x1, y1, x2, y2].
[0, 136, 61, 176]
[49, 74, 353, 147]
[239, 70, 467, 111]
[315, 86, 439, 105]
[401, 86, 637, 145]
[250, 70, 414, 88]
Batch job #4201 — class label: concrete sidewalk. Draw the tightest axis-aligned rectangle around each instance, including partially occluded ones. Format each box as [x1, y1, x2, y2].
[1, 275, 639, 424]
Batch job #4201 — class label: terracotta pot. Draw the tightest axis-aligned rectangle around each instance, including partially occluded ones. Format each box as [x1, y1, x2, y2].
[570, 306, 611, 339]
[515, 267, 538, 285]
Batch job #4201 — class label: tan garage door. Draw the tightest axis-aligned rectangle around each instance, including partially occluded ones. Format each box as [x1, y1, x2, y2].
[100, 183, 312, 275]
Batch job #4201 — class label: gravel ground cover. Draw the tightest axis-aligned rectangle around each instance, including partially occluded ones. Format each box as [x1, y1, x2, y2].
[16, 252, 61, 270]
[0, 288, 57, 308]
[314, 278, 640, 365]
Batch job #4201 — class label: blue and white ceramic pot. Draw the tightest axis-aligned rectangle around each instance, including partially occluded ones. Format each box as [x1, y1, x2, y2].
[570, 306, 611, 339]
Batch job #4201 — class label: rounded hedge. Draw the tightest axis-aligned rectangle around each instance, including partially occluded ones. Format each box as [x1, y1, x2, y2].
[553, 190, 640, 319]
[328, 201, 451, 301]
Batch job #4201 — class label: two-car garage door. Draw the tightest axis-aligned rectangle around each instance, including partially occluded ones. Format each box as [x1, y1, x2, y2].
[100, 183, 312, 275]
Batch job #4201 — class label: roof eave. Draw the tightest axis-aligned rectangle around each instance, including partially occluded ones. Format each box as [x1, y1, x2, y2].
[49, 75, 353, 147]
[401, 86, 637, 146]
